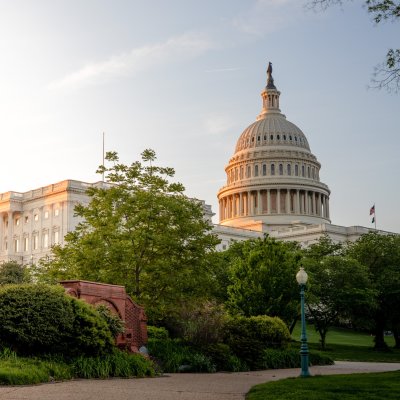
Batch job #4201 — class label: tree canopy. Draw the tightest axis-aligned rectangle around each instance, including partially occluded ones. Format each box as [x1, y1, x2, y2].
[308, 0, 400, 92]
[346, 231, 400, 349]
[38, 149, 220, 322]
[225, 236, 302, 327]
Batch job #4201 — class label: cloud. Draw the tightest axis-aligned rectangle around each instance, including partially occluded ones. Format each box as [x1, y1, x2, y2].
[49, 32, 214, 91]
[232, 0, 301, 36]
[204, 114, 236, 135]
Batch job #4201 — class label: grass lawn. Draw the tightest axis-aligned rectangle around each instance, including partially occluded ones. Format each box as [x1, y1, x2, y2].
[291, 324, 400, 362]
[246, 371, 400, 400]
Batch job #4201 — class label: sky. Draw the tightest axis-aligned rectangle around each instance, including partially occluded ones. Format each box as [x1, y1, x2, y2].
[0, 0, 399, 232]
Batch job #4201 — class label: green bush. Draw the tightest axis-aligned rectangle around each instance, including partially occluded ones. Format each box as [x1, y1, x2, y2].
[0, 284, 114, 356]
[147, 326, 170, 340]
[260, 348, 334, 369]
[147, 338, 215, 373]
[224, 315, 290, 369]
[202, 343, 248, 372]
[71, 349, 155, 378]
[96, 304, 125, 338]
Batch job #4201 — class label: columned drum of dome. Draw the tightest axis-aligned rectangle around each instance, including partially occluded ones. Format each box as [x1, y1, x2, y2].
[217, 65, 331, 232]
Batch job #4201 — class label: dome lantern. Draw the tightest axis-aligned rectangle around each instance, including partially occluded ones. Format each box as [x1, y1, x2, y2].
[257, 62, 281, 120]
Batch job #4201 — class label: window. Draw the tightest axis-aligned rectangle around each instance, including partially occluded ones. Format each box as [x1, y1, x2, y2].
[270, 135, 273, 140]
[302, 165, 305, 177]
[271, 164, 275, 175]
[255, 165, 259, 177]
[24, 237, 29, 252]
[44, 211, 49, 219]
[277, 134, 280, 140]
[235, 168, 238, 181]
[34, 214, 39, 221]
[33, 234, 39, 250]
[24, 216, 29, 224]
[262, 164, 267, 176]
[14, 239, 19, 252]
[43, 233, 49, 248]
[308, 166, 310, 178]
[247, 165, 251, 178]
[279, 164, 283, 175]
[15, 218, 20, 226]
[240, 166, 243, 179]
[287, 164, 291, 176]
[54, 231, 59, 245]
[54, 209, 59, 217]
[295, 164, 299, 176]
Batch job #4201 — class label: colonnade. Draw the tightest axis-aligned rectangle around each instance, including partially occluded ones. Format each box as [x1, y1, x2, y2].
[219, 188, 329, 221]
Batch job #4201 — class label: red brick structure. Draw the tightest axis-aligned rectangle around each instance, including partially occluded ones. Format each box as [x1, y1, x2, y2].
[60, 280, 147, 352]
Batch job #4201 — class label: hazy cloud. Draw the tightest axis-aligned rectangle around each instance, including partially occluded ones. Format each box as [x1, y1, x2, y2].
[204, 114, 236, 135]
[232, 0, 302, 36]
[49, 32, 214, 91]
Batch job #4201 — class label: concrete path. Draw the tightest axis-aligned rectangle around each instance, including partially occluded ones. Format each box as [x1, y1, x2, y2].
[0, 362, 399, 400]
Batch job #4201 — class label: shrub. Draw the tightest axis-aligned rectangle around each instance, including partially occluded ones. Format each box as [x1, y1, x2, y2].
[71, 349, 155, 378]
[147, 325, 170, 340]
[0, 284, 114, 356]
[224, 315, 290, 368]
[167, 301, 227, 346]
[202, 343, 248, 372]
[260, 348, 334, 369]
[147, 338, 215, 373]
[95, 304, 125, 339]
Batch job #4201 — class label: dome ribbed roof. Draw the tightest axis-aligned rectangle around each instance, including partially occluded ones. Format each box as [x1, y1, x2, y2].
[234, 113, 310, 153]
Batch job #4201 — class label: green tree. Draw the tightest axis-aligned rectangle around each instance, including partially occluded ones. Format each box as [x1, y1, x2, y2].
[0, 261, 30, 284]
[308, 0, 400, 92]
[225, 236, 301, 329]
[38, 150, 220, 322]
[346, 231, 400, 349]
[304, 255, 376, 350]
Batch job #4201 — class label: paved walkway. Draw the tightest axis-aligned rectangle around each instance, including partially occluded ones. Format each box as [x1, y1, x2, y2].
[0, 362, 399, 400]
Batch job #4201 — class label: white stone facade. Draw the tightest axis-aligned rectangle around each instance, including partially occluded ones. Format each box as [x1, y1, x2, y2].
[0, 180, 106, 264]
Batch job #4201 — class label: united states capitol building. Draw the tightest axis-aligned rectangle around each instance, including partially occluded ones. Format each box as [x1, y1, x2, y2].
[0, 65, 388, 264]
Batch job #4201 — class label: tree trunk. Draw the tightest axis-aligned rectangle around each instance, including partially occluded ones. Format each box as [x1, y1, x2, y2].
[374, 314, 388, 351]
[289, 315, 299, 335]
[320, 330, 327, 351]
[393, 326, 400, 349]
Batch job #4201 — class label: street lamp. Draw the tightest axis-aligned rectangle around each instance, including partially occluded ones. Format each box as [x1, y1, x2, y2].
[296, 266, 311, 377]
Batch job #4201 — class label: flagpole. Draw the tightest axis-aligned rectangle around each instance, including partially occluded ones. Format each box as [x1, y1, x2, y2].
[374, 203, 377, 230]
[102, 132, 105, 182]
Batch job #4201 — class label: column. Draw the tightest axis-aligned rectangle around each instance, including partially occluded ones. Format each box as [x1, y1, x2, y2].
[312, 192, 316, 215]
[318, 194, 322, 216]
[233, 194, 237, 217]
[267, 189, 271, 214]
[247, 191, 251, 216]
[326, 197, 330, 219]
[296, 190, 300, 214]
[286, 189, 291, 214]
[257, 191, 262, 214]
[239, 193, 243, 216]
[305, 191, 309, 214]
[277, 189, 281, 214]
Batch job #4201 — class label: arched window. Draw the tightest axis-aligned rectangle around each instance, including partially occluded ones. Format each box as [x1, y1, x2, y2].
[231, 170, 234, 182]
[279, 164, 283, 175]
[255, 165, 259, 177]
[271, 164, 275, 175]
[235, 168, 238, 181]
[307, 166, 310, 178]
[312, 168, 315, 179]
[247, 165, 251, 178]
[302, 165, 305, 177]
[240, 166, 243, 179]
[287, 164, 291, 176]
[263, 164, 267, 176]
[295, 164, 299, 176]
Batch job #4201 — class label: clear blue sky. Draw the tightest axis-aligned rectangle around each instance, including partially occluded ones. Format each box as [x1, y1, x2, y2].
[0, 0, 398, 232]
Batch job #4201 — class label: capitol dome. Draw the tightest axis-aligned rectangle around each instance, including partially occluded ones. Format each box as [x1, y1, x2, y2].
[217, 64, 331, 231]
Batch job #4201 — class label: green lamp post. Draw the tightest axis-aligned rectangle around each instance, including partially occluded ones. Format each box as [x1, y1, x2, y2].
[296, 266, 311, 377]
